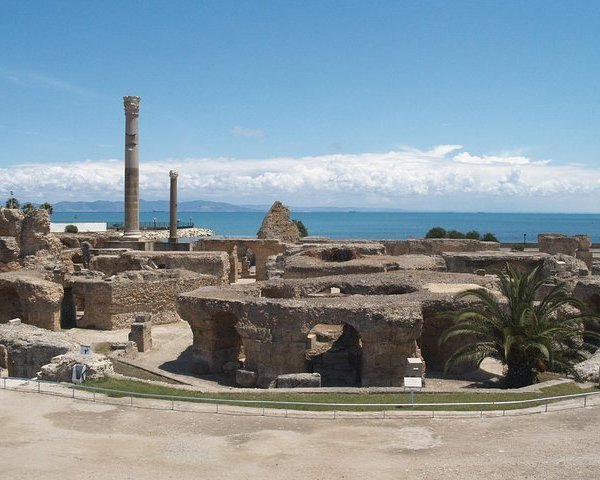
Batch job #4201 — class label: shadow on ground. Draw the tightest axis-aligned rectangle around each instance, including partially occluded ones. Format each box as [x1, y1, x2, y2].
[159, 346, 238, 387]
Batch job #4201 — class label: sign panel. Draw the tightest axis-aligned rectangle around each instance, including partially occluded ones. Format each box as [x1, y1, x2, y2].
[404, 377, 423, 388]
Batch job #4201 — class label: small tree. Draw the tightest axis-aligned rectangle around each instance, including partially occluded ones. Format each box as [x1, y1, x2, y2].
[440, 264, 600, 387]
[447, 230, 466, 239]
[425, 227, 447, 239]
[39, 202, 53, 214]
[465, 230, 481, 240]
[482, 232, 499, 242]
[21, 202, 35, 213]
[5, 197, 19, 209]
[64, 224, 78, 233]
[293, 219, 308, 237]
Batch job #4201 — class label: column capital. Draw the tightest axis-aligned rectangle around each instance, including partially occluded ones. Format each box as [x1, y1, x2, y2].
[123, 96, 141, 115]
[169, 170, 179, 179]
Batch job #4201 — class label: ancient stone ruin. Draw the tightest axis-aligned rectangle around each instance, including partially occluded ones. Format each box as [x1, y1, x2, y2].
[257, 201, 301, 242]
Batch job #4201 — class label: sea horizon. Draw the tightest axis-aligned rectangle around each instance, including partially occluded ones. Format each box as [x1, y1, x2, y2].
[50, 210, 600, 243]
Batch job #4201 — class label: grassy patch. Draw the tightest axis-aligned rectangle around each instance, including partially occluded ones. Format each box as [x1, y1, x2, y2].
[81, 377, 599, 412]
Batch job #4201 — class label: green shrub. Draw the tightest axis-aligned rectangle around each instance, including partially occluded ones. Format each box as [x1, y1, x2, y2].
[293, 219, 308, 237]
[447, 230, 466, 239]
[482, 232, 499, 242]
[425, 227, 447, 239]
[64, 224, 78, 233]
[465, 230, 481, 240]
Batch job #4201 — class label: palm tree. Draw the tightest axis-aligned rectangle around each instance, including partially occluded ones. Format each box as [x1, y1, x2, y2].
[439, 264, 600, 388]
[21, 202, 35, 213]
[5, 197, 19, 209]
[39, 202, 53, 214]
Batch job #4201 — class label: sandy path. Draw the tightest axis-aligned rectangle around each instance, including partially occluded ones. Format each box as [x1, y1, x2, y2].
[1, 388, 599, 479]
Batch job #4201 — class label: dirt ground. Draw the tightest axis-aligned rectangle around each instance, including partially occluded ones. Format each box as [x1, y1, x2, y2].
[1, 388, 599, 479]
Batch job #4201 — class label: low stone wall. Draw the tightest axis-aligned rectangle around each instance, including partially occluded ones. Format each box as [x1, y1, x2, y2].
[70, 269, 219, 329]
[0, 322, 75, 378]
[382, 239, 500, 256]
[193, 238, 287, 281]
[0, 272, 63, 331]
[89, 250, 230, 285]
[442, 251, 549, 274]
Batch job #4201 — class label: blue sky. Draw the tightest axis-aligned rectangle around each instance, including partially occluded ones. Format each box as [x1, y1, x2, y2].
[1, 1, 600, 211]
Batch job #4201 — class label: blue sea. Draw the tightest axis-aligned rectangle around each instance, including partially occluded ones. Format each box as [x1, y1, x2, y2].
[50, 211, 600, 243]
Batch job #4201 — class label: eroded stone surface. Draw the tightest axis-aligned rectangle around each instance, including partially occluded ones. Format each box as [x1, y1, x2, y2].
[0, 271, 63, 330]
[177, 270, 497, 388]
[257, 201, 300, 243]
[38, 351, 114, 382]
[0, 323, 75, 377]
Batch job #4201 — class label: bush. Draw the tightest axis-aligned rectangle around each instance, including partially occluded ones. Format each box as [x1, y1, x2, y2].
[482, 232, 499, 242]
[447, 230, 466, 239]
[511, 244, 525, 251]
[64, 224, 78, 233]
[292, 219, 308, 237]
[465, 230, 481, 240]
[425, 227, 447, 239]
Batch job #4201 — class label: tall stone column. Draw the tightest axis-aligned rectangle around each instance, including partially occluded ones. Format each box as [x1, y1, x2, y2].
[169, 170, 178, 244]
[123, 96, 141, 239]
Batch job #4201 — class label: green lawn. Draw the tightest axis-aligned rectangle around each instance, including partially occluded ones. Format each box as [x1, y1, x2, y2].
[81, 377, 599, 412]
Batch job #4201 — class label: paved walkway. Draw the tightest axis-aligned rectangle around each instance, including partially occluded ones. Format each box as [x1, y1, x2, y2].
[1, 385, 600, 479]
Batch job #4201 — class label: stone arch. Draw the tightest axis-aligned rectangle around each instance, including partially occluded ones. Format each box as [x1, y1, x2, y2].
[305, 322, 362, 386]
[0, 284, 23, 323]
[208, 311, 245, 373]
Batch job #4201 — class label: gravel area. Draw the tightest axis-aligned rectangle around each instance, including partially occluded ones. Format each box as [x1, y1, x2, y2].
[1, 387, 599, 479]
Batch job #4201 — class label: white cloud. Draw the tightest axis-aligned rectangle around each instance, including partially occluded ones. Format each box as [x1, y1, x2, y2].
[231, 126, 265, 138]
[1, 145, 600, 211]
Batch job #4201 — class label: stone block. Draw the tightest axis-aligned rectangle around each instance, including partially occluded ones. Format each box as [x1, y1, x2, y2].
[276, 372, 321, 388]
[236, 369, 258, 388]
[128, 316, 152, 352]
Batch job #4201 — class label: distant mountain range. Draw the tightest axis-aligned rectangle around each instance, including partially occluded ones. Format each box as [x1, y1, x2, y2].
[54, 199, 259, 213]
[53, 199, 407, 213]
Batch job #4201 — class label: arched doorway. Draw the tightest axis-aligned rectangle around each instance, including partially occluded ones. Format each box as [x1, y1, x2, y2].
[0, 285, 23, 323]
[305, 323, 362, 386]
[211, 312, 245, 373]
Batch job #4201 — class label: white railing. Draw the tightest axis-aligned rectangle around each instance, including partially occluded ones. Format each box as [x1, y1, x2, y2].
[2, 376, 599, 419]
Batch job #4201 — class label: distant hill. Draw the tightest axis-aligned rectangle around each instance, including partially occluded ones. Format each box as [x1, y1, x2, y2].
[54, 199, 259, 213]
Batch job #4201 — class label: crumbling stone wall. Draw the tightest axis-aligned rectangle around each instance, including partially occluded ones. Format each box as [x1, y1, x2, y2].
[382, 239, 500, 256]
[70, 269, 219, 329]
[0, 272, 63, 330]
[257, 201, 300, 243]
[193, 238, 286, 281]
[177, 271, 496, 388]
[442, 251, 549, 274]
[89, 251, 230, 284]
[0, 208, 64, 273]
[0, 323, 75, 378]
[538, 233, 592, 269]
